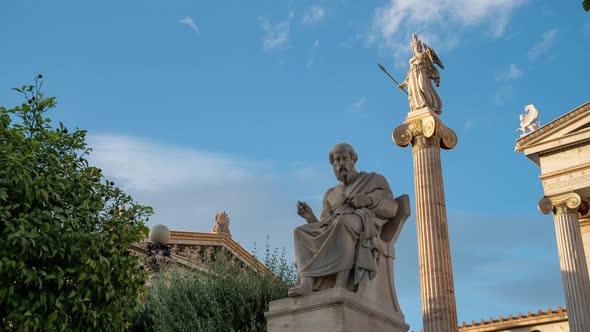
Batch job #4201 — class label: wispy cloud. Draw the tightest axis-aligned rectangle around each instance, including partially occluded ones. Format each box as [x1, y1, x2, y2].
[88, 135, 265, 192]
[528, 28, 558, 60]
[494, 64, 522, 81]
[494, 85, 513, 105]
[178, 16, 200, 34]
[303, 5, 326, 25]
[87, 134, 332, 257]
[258, 12, 294, 51]
[352, 96, 366, 110]
[368, 0, 526, 65]
[307, 40, 320, 67]
[351, 96, 368, 117]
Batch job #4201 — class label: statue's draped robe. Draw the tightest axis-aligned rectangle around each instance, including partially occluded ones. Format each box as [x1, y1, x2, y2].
[405, 53, 442, 114]
[294, 172, 398, 290]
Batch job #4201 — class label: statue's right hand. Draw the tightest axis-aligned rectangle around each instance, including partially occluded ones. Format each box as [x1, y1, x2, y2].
[398, 84, 405, 90]
[296, 201, 316, 222]
[297, 201, 312, 216]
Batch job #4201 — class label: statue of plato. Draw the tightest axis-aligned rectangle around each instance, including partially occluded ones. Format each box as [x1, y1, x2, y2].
[289, 143, 408, 307]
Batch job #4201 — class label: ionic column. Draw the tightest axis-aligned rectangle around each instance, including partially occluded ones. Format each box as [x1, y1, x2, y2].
[394, 109, 458, 332]
[539, 193, 590, 332]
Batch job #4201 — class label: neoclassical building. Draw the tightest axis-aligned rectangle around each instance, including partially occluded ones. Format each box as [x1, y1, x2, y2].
[132, 211, 267, 280]
[458, 100, 590, 332]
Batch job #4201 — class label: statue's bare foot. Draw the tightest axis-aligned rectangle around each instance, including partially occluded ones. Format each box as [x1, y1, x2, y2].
[288, 285, 312, 297]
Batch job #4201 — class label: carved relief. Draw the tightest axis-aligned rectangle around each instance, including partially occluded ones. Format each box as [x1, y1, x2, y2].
[543, 174, 590, 192]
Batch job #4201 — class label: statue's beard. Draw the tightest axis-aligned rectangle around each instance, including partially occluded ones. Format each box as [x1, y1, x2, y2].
[335, 167, 355, 184]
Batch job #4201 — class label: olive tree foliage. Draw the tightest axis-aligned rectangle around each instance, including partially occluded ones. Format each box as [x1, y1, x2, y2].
[0, 76, 153, 331]
[146, 245, 297, 332]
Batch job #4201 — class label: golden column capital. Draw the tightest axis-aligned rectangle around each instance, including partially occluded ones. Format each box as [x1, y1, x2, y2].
[393, 110, 457, 150]
[538, 192, 583, 215]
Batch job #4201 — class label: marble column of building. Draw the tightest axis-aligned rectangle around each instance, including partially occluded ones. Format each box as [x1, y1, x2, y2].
[539, 192, 590, 332]
[580, 217, 590, 281]
[394, 109, 458, 332]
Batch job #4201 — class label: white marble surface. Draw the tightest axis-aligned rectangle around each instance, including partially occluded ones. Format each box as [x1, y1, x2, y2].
[265, 288, 408, 332]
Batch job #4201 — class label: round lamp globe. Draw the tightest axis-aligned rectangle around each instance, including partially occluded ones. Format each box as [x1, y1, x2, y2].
[149, 224, 171, 244]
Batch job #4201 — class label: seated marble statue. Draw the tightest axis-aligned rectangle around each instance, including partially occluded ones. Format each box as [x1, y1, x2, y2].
[289, 143, 408, 307]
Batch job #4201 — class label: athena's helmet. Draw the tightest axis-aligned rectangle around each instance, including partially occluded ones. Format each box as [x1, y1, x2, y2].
[411, 33, 423, 53]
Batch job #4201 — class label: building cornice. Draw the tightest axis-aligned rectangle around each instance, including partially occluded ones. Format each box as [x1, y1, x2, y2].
[459, 307, 567, 331]
[143, 231, 267, 272]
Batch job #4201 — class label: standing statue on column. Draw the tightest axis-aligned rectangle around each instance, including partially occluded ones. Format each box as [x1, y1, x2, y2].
[398, 33, 444, 115]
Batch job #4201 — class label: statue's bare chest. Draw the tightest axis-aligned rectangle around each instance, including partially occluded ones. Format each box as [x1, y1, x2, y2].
[326, 187, 348, 210]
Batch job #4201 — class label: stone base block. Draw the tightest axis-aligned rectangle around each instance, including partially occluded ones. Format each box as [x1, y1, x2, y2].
[265, 288, 409, 332]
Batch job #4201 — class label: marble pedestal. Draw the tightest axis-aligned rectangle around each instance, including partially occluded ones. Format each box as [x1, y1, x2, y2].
[265, 288, 409, 332]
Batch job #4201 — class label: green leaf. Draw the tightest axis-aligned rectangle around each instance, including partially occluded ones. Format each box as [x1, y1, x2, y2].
[0, 77, 151, 331]
[47, 311, 58, 323]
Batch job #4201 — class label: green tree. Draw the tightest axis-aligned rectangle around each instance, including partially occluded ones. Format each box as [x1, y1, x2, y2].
[146, 245, 296, 332]
[0, 76, 153, 331]
[584, 0, 590, 11]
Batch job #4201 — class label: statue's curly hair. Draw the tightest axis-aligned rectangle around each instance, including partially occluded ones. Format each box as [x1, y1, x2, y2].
[328, 143, 358, 165]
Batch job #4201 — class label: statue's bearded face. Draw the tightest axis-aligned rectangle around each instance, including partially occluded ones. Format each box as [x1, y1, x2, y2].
[331, 151, 356, 184]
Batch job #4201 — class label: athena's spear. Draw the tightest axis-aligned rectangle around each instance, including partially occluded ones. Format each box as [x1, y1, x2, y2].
[377, 63, 408, 95]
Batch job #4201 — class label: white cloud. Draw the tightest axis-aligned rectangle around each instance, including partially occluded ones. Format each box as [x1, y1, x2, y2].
[368, 0, 526, 65]
[350, 97, 368, 118]
[303, 5, 326, 25]
[351, 96, 367, 111]
[258, 12, 294, 51]
[307, 40, 320, 67]
[494, 64, 522, 81]
[88, 134, 264, 192]
[86, 134, 332, 258]
[178, 16, 200, 34]
[494, 85, 513, 105]
[528, 28, 558, 60]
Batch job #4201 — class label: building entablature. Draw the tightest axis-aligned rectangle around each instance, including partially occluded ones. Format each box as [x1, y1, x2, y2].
[516, 101, 590, 198]
[459, 306, 567, 331]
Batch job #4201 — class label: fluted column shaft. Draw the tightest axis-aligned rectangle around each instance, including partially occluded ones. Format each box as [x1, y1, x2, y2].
[539, 193, 590, 332]
[394, 111, 458, 332]
[554, 206, 590, 331]
[412, 136, 458, 332]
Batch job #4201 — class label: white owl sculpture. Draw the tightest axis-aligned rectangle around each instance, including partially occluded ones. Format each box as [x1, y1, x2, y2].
[517, 104, 541, 137]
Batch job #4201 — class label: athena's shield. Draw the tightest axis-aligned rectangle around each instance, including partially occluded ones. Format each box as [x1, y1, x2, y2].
[424, 44, 444, 69]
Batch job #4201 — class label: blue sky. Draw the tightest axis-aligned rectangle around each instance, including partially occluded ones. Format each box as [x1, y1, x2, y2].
[2, 0, 590, 330]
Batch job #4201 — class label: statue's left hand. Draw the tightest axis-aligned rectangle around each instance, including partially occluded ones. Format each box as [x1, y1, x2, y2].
[346, 194, 373, 208]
